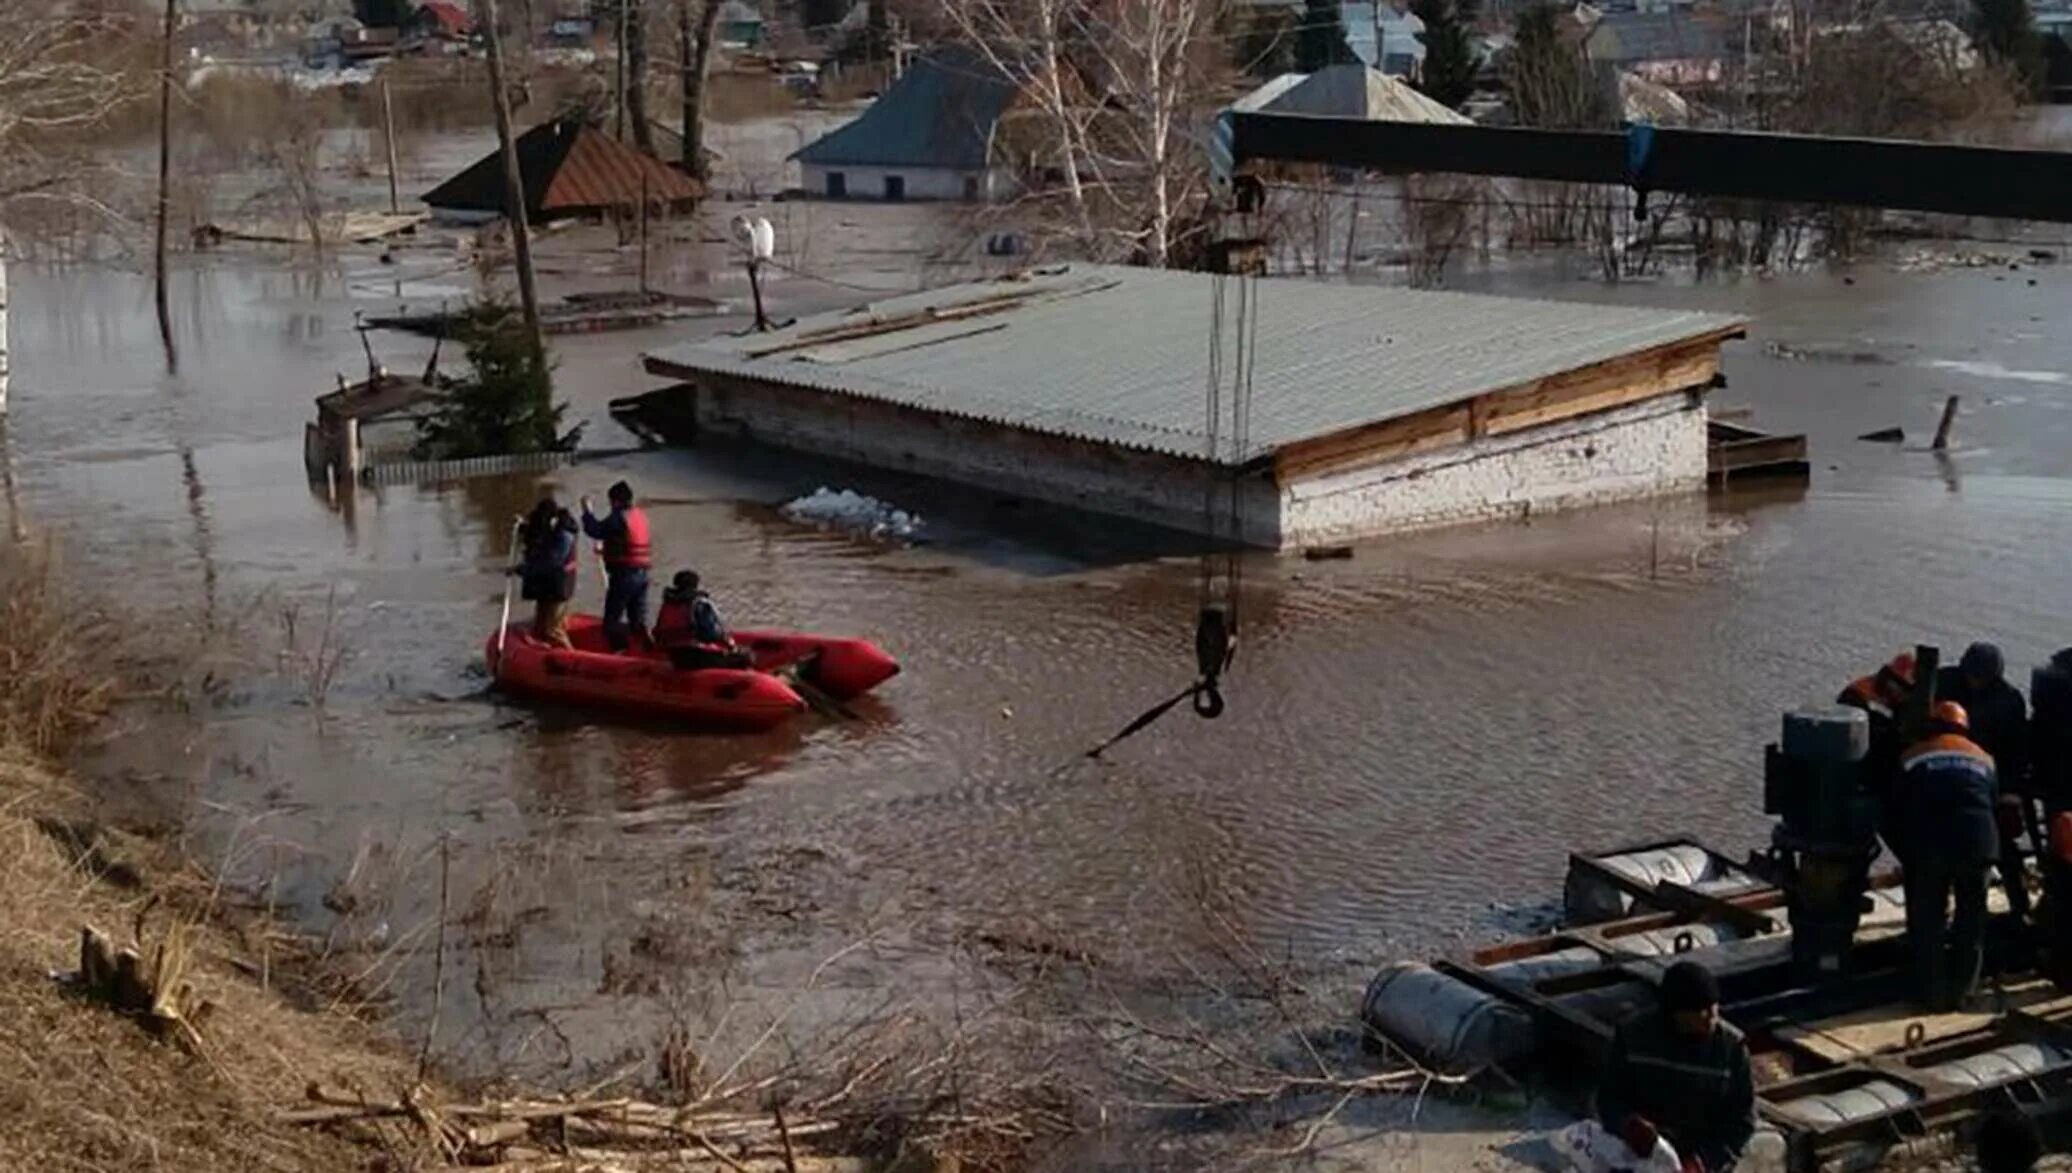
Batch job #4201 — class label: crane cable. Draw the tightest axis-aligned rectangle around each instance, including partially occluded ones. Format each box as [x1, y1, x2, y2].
[1085, 265, 1259, 759]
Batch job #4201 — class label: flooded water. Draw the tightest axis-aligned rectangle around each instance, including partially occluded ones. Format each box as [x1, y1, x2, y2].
[7, 186, 2072, 1087]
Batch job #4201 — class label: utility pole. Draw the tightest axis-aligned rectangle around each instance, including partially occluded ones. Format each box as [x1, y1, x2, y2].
[481, 0, 545, 365]
[380, 76, 401, 215]
[155, 0, 179, 373]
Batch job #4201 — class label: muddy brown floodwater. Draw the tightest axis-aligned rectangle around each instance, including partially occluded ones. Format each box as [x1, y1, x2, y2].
[4, 197, 2071, 1096]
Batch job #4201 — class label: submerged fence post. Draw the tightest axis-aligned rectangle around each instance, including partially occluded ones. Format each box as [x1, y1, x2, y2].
[1932, 394, 1961, 451]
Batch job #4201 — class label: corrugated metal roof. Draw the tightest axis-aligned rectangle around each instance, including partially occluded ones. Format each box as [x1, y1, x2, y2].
[645, 265, 1745, 465]
[1241, 64, 1470, 123]
[791, 48, 1018, 171]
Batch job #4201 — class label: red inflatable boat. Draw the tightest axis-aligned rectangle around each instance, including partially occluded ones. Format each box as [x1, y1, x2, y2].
[485, 615, 898, 731]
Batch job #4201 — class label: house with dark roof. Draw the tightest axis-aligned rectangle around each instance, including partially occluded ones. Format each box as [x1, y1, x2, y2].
[791, 48, 1021, 201]
[422, 118, 702, 224]
[1584, 11, 1730, 86]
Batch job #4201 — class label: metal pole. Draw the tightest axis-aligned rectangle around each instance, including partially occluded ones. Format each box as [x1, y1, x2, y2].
[381, 76, 401, 215]
[615, 0, 628, 141]
[638, 170, 650, 294]
[481, 0, 546, 366]
[154, 0, 178, 373]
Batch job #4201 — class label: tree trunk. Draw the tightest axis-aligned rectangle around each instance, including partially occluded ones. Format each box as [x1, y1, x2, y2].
[680, 0, 723, 182]
[154, 0, 177, 372]
[482, 0, 546, 366]
[627, 0, 654, 152]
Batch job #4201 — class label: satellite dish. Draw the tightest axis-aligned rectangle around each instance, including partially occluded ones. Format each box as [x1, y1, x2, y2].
[749, 217, 776, 262]
[729, 214, 755, 249]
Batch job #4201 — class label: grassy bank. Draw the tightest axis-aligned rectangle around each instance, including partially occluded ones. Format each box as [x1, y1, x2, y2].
[0, 546, 420, 1170]
[0, 543, 1059, 1171]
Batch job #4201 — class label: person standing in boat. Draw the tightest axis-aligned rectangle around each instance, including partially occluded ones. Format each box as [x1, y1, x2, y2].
[515, 496, 578, 649]
[581, 480, 653, 653]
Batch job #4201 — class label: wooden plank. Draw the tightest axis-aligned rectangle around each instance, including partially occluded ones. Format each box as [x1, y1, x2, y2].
[1273, 403, 1470, 481]
[1480, 340, 1721, 436]
[1776, 978, 2072, 1064]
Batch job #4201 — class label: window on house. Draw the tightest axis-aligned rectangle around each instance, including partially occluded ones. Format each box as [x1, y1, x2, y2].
[827, 172, 847, 198]
[884, 175, 906, 201]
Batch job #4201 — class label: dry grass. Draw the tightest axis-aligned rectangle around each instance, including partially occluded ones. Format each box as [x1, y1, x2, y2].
[0, 543, 426, 1172]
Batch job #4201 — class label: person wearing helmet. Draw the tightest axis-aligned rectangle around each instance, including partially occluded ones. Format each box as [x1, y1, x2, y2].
[1839, 651, 1919, 859]
[1898, 700, 2000, 1010]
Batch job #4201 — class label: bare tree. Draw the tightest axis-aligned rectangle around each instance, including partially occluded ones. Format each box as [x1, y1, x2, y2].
[938, 0, 1094, 237]
[627, 0, 655, 152]
[1071, 0, 1228, 267]
[678, 0, 722, 182]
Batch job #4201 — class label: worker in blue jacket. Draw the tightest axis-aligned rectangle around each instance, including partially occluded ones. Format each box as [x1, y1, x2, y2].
[1898, 700, 2001, 1011]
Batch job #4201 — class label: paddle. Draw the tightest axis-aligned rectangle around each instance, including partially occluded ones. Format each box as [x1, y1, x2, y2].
[780, 660, 857, 721]
[494, 518, 523, 677]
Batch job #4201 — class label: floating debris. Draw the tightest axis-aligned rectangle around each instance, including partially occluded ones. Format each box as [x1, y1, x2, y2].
[781, 487, 923, 541]
[1858, 427, 1906, 443]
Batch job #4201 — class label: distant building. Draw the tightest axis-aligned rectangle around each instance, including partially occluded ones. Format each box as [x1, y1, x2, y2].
[717, 0, 766, 49]
[422, 118, 703, 224]
[1584, 11, 1729, 86]
[409, 1, 472, 43]
[1375, 3, 1427, 76]
[791, 48, 1019, 202]
[642, 265, 1746, 548]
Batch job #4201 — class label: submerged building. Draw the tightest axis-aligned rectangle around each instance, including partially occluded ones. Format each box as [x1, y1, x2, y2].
[642, 266, 1745, 548]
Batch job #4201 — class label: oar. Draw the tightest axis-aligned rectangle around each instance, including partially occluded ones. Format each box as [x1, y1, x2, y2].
[493, 518, 523, 677]
[781, 661, 857, 720]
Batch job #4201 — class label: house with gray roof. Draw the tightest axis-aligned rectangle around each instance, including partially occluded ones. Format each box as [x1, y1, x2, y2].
[643, 265, 1745, 547]
[791, 48, 1020, 201]
[1585, 11, 1731, 86]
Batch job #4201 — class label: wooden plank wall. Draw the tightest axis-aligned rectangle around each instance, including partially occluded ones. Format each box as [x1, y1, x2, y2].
[1274, 329, 1739, 484]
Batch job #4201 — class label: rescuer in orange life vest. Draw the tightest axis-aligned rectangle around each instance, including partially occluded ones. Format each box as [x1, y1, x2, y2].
[1897, 700, 2001, 1010]
[581, 480, 653, 653]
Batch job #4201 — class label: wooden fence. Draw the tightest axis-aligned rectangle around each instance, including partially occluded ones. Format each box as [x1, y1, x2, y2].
[360, 449, 577, 486]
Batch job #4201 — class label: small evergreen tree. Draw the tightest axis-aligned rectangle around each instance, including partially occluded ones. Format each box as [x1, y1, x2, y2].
[1974, 0, 2047, 97]
[1414, 0, 1480, 108]
[1297, 0, 1357, 72]
[417, 301, 565, 460]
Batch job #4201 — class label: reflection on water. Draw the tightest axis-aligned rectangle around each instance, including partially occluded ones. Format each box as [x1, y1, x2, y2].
[10, 237, 2072, 1083]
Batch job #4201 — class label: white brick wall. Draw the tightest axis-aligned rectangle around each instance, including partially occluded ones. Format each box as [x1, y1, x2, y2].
[799, 163, 1008, 202]
[1278, 394, 1709, 548]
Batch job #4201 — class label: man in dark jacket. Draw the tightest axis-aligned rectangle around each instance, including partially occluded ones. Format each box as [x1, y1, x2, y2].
[1899, 700, 2001, 1010]
[1597, 960, 1756, 1173]
[1939, 642, 2034, 920]
[516, 497, 577, 649]
[1939, 643, 2029, 788]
